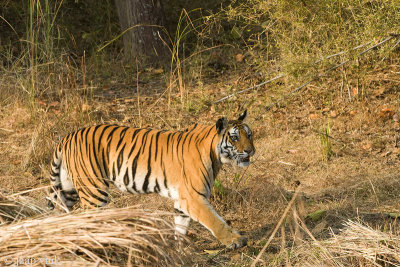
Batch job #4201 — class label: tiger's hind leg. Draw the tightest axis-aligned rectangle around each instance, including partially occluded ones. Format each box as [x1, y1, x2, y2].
[47, 161, 79, 212]
[75, 179, 110, 209]
[174, 202, 191, 235]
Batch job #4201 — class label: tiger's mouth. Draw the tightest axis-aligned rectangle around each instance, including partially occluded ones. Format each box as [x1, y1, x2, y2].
[240, 156, 250, 163]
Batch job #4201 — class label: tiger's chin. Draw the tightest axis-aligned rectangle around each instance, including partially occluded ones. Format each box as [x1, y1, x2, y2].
[236, 156, 251, 167]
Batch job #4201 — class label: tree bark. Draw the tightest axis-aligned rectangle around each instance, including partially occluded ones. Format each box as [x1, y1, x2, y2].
[114, 0, 170, 66]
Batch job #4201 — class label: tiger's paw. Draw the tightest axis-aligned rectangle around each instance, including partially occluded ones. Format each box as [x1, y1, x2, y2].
[220, 232, 248, 250]
[229, 235, 248, 250]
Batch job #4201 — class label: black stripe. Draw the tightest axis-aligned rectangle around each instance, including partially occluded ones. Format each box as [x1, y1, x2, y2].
[107, 125, 120, 142]
[154, 131, 161, 160]
[91, 125, 103, 170]
[127, 129, 143, 159]
[140, 130, 151, 154]
[102, 148, 110, 182]
[50, 169, 58, 177]
[192, 185, 207, 198]
[123, 170, 129, 186]
[131, 151, 140, 192]
[97, 125, 112, 152]
[161, 148, 168, 189]
[176, 132, 184, 157]
[142, 133, 153, 193]
[166, 133, 172, 153]
[189, 123, 198, 132]
[210, 133, 220, 178]
[84, 126, 91, 147]
[197, 126, 214, 145]
[174, 208, 189, 217]
[200, 164, 211, 192]
[180, 131, 191, 161]
[80, 195, 102, 208]
[112, 163, 116, 181]
[116, 127, 128, 151]
[154, 179, 160, 193]
[117, 144, 126, 172]
[87, 142, 102, 181]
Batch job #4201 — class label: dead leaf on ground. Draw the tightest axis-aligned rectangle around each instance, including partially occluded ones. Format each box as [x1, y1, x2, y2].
[48, 101, 59, 108]
[351, 87, 358, 96]
[36, 100, 46, 106]
[230, 254, 241, 261]
[204, 249, 223, 255]
[153, 68, 164, 74]
[374, 87, 387, 97]
[329, 110, 338, 118]
[378, 107, 395, 120]
[362, 143, 372, 150]
[124, 98, 136, 103]
[81, 103, 90, 112]
[235, 54, 244, 63]
[309, 113, 319, 120]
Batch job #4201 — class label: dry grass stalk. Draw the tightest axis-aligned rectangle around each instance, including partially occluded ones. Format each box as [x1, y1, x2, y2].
[0, 190, 47, 224]
[293, 220, 400, 266]
[251, 184, 302, 267]
[325, 220, 400, 266]
[0, 206, 190, 266]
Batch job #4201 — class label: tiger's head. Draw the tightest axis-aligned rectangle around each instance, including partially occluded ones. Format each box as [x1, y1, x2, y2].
[216, 110, 255, 167]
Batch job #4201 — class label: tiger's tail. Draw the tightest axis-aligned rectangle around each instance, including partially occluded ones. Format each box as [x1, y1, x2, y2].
[47, 143, 78, 212]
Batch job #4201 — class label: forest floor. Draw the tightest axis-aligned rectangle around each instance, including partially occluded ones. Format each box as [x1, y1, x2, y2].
[1, 53, 400, 265]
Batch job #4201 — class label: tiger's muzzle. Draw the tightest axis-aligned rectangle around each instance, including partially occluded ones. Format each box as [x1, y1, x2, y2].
[237, 148, 255, 167]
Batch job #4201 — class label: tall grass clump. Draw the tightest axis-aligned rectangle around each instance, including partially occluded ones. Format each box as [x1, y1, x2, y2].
[0, 191, 47, 224]
[200, 0, 400, 99]
[24, 0, 64, 104]
[0, 206, 190, 266]
[291, 220, 400, 266]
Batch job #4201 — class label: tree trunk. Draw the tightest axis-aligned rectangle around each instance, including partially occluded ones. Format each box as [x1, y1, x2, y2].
[114, 0, 170, 66]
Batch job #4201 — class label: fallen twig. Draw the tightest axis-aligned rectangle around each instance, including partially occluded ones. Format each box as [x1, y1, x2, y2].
[213, 74, 284, 104]
[251, 183, 302, 267]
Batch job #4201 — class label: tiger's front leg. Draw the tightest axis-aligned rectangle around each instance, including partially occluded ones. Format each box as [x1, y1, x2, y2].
[180, 195, 247, 249]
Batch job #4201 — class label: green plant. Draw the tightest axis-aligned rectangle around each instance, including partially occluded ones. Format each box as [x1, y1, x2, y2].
[320, 122, 333, 160]
[213, 179, 226, 199]
[25, 0, 64, 104]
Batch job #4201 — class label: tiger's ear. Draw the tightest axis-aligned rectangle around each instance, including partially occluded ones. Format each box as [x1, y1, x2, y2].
[216, 117, 228, 134]
[238, 109, 248, 122]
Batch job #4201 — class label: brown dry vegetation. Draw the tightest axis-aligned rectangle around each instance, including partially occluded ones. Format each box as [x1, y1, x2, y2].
[1, 0, 400, 266]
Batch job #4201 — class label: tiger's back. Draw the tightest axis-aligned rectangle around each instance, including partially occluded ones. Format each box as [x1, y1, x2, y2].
[48, 111, 255, 249]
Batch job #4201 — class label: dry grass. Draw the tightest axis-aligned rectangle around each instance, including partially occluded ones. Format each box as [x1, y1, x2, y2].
[0, 190, 47, 224]
[0, 203, 190, 266]
[290, 220, 400, 266]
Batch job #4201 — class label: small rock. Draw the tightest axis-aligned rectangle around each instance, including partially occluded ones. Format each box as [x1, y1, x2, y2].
[393, 113, 399, 122]
[311, 220, 328, 235]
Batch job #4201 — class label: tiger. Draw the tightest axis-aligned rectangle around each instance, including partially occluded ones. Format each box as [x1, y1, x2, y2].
[47, 110, 255, 249]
